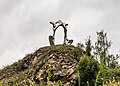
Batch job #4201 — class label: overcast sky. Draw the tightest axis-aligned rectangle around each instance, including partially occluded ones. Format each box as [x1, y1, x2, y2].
[0, 0, 120, 68]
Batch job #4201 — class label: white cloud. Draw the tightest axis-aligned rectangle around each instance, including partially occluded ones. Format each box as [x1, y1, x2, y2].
[67, 7, 103, 44]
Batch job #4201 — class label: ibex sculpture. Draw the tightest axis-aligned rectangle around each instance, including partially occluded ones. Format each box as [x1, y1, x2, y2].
[49, 20, 73, 45]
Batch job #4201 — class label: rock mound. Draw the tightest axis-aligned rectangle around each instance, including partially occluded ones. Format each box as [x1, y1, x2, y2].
[0, 45, 83, 86]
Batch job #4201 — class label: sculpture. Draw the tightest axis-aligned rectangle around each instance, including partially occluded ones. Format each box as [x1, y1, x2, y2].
[49, 20, 73, 45]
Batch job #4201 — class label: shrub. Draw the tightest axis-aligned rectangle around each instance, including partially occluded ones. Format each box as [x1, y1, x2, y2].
[78, 55, 100, 86]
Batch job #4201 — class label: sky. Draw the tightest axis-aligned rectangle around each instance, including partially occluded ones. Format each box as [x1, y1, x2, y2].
[0, 0, 120, 68]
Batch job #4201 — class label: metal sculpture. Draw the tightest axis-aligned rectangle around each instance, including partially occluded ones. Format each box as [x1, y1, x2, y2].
[49, 20, 73, 45]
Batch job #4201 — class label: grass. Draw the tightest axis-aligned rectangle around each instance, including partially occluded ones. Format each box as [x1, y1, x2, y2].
[103, 77, 120, 86]
[1, 78, 120, 86]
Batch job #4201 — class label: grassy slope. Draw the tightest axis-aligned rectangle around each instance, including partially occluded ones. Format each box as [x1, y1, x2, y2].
[0, 45, 83, 85]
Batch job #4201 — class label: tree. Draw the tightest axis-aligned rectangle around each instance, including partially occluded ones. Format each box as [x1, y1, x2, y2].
[85, 36, 92, 56]
[93, 30, 119, 68]
[78, 55, 100, 86]
[77, 36, 92, 56]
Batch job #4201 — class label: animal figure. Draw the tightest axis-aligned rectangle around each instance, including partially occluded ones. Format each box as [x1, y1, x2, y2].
[54, 20, 68, 44]
[49, 20, 70, 45]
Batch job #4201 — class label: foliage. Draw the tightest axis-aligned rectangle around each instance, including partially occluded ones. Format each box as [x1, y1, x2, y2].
[78, 55, 100, 86]
[0, 78, 63, 86]
[85, 36, 92, 56]
[104, 77, 120, 86]
[77, 30, 119, 69]
[93, 30, 119, 68]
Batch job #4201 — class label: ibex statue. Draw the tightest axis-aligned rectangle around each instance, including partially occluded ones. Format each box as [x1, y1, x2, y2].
[49, 20, 73, 45]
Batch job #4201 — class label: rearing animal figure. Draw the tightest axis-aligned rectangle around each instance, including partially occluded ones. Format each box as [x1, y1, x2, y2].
[49, 20, 73, 45]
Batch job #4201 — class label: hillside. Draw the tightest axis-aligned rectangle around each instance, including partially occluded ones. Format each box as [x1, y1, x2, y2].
[0, 45, 83, 86]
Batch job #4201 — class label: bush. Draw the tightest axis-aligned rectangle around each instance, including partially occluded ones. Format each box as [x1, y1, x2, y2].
[78, 55, 100, 86]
